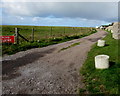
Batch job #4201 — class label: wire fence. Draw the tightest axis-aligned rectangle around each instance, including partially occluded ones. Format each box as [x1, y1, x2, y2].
[2, 26, 95, 44]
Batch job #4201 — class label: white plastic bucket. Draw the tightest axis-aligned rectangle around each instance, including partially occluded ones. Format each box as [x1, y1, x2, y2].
[95, 55, 109, 69]
[97, 40, 105, 47]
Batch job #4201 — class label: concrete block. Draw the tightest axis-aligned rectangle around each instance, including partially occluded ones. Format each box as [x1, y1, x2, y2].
[95, 55, 109, 69]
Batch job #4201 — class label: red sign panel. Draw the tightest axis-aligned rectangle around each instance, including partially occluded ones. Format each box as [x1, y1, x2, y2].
[0, 36, 15, 43]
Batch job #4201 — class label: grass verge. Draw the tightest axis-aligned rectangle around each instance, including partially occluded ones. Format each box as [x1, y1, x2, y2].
[59, 42, 80, 52]
[80, 31, 120, 94]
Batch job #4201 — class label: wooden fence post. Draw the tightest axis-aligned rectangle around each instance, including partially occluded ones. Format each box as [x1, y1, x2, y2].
[15, 28, 19, 44]
[51, 27, 52, 37]
[64, 27, 65, 35]
[32, 28, 34, 42]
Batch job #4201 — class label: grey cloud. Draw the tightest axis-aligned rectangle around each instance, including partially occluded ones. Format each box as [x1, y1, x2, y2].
[2, 2, 118, 22]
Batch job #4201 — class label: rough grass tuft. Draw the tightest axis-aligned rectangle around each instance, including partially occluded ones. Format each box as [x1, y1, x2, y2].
[59, 42, 80, 52]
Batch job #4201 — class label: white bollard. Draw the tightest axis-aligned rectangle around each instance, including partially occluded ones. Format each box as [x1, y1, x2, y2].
[95, 55, 109, 69]
[108, 29, 109, 31]
[97, 40, 105, 47]
[111, 30, 113, 33]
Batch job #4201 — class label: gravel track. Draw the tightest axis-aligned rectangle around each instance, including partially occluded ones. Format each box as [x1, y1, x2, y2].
[2, 29, 107, 94]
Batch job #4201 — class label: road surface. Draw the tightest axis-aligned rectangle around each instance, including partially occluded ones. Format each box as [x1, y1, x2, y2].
[2, 29, 107, 94]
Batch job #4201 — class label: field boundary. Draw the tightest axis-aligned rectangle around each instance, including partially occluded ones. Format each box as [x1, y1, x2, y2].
[2, 25, 97, 44]
[2, 29, 97, 55]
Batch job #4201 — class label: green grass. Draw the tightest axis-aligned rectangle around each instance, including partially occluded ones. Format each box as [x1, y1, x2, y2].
[1, 25, 96, 41]
[1, 25, 97, 55]
[80, 31, 120, 94]
[59, 42, 80, 52]
[2, 35, 84, 55]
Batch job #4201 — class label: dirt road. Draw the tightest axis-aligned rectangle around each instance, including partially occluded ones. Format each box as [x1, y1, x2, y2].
[2, 29, 107, 94]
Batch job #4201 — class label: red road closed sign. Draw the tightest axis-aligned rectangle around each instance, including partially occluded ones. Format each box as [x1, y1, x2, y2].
[0, 36, 15, 43]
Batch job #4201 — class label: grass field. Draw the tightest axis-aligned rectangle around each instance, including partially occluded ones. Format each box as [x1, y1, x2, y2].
[1, 25, 96, 42]
[80, 31, 120, 94]
[1, 25, 97, 55]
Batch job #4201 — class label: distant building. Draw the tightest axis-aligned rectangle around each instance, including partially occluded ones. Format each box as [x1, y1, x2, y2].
[99, 24, 112, 30]
[99, 25, 106, 30]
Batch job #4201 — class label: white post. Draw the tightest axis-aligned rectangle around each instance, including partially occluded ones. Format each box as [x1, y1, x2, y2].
[95, 55, 109, 69]
[97, 40, 105, 47]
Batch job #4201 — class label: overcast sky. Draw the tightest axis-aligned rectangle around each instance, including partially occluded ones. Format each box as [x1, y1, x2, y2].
[1, 1, 118, 27]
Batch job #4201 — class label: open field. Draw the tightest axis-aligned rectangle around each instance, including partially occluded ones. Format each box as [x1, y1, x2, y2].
[80, 31, 120, 94]
[1, 25, 97, 55]
[1, 25, 95, 41]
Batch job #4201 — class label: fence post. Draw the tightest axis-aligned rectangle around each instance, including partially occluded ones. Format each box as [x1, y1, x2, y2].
[32, 28, 34, 42]
[64, 27, 65, 35]
[51, 27, 52, 37]
[15, 28, 19, 44]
